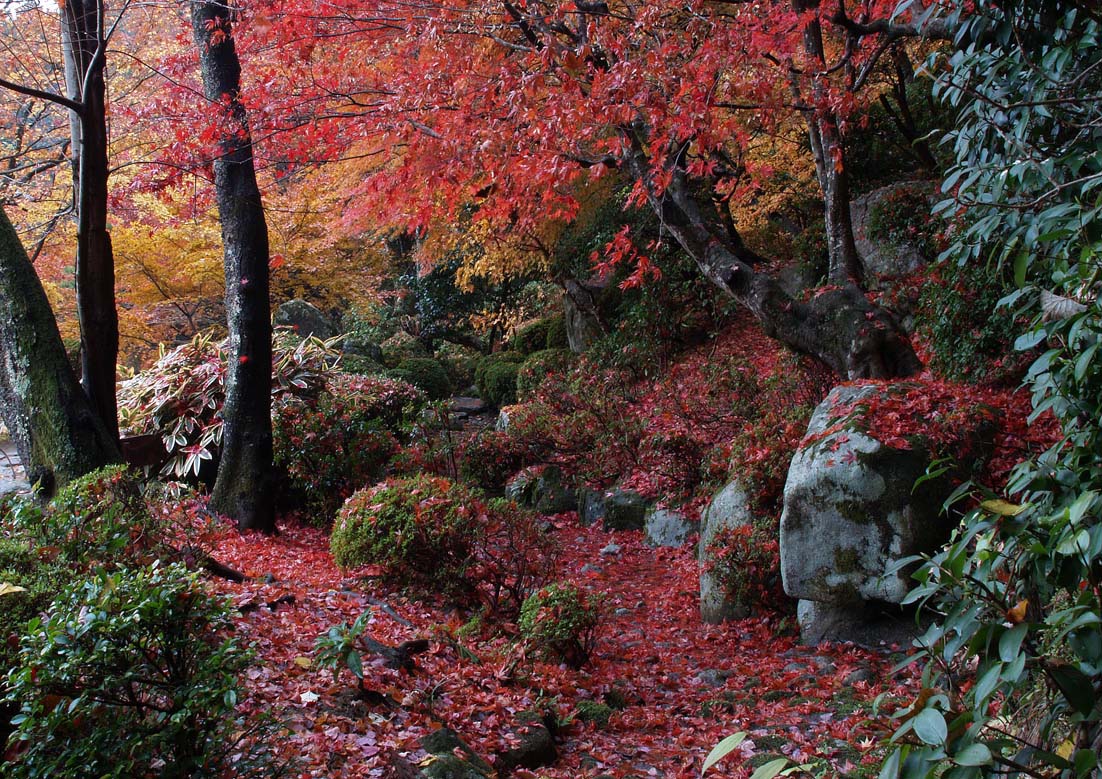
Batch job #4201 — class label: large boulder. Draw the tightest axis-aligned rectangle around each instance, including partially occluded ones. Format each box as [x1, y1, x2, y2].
[644, 506, 694, 548]
[850, 182, 934, 280]
[780, 383, 996, 644]
[273, 299, 338, 340]
[577, 488, 608, 527]
[602, 488, 649, 532]
[506, 466, 577, 515]
[698, 481, 752, 623]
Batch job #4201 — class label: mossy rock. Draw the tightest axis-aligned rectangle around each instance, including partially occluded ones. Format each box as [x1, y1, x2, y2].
[602, 489, 648, 532]
[419, 754, 490, 779]
[419, 727, 493, 779]
[574, 700, 614, 729]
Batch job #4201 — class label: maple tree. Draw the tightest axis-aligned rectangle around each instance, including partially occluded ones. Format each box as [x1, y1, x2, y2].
[201, 0, 956, 378]
[190, 0, 277, 533]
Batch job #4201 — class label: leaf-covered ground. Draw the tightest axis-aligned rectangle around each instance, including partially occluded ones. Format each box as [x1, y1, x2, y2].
[210, 518, 920, 778]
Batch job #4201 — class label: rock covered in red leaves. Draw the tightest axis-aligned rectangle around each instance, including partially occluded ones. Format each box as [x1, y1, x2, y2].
[780, 381, 998, 643]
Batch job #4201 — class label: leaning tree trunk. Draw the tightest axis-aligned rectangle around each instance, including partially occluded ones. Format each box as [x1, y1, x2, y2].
[624, 147, 921, 379]
[192, 1, 275, 533]
[62, 0, 119, 440]
[794, 0, 863, 285]
[0, 205, 119, 495]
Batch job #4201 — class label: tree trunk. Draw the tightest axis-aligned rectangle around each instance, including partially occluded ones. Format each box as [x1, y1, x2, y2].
[62, 0, 119, 440]
[794, 0, 864, 285]
[0, 205, 119, 495]
[624, 148, 921, 379]
[192, 1, 276, 533]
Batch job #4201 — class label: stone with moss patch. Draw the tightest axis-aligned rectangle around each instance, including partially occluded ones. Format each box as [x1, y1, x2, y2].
[780, 383, 996, 643]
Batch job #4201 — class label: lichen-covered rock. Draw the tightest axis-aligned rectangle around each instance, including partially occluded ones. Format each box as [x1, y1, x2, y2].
[602, 488, 648, 532]
[273, 299, 338, 340]
[780, 382, 996, 639]
[644, 506, 694, 548]
[698, 481, 752, 623]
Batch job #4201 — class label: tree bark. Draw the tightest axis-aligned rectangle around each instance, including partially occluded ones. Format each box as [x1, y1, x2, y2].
[192, 0, 276, 533]
[793, 0, 864, 285]
[62, 0, 119, 440]
[624, 146, 921, 379]
[0, 205, 119, 495]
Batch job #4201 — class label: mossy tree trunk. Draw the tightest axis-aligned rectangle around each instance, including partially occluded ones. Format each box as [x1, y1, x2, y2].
[192, 0, 276, 533]
[0, 205, 119, 495]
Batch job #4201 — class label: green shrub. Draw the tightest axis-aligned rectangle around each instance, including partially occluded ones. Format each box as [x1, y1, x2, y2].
[517, 349, 572, 402]
[510, 318, 554, 355]
[331, 475, 483, 598]
[518, 582, 601, 668]
[459, 429, 545, 490]
[389, 357, 453, 400]
[474, 351, 525, 392]
[331, 477, 555, 612]
[38, 466, 155, 568]
[544, 315, 568, 350]
[914, 262, 1020, 384]
[0, 537, 69, 677]
[380, 330, 428, 368]
[273, 374, 424, 522]
[5, 563, 256, 779]
[482, 362, 520, 408]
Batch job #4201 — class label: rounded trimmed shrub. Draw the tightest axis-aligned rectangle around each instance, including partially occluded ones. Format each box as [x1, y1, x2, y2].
[519, 582, 601, 668]
[544, 315, 569, 350]
[41, 466, 154, 567]
[389, 357, 453, 400]
[331, 475, 485, 596]
[482, 361, 520, 408]
[474, 351, 525, 391]
[510, 318, 554, 355]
